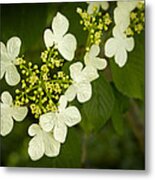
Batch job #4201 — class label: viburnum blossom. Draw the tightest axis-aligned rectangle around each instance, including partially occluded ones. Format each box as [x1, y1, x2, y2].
[105, 27, 134, 67]
[44, 12, 77, 61]
[0, 91, 28, 136]
[84, 44, 107, 72]
[114, 1, 138, 33]
[39, 96, 81, 143]
[65, 62, 98, 103]
[28, 124, 61, 161]
[0, 37, 21, 86]
[87, 1, 109, 14]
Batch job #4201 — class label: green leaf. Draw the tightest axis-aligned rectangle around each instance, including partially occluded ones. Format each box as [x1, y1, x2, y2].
[1, 4, 50, 53]
[80, 73, 115, 134]
[111, 85, 129, 136]
[110, 32, 145, 100]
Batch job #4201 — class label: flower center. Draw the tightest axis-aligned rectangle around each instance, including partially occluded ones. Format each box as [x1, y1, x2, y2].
[14, 47, 72, 119]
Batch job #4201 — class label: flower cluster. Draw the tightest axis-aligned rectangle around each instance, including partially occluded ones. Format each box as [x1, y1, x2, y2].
[105, 1, 144, 67]
[0, 11, 107, 161]
[77, 5, 112, 49]
[125, 1, 145, 36]
[14, 48, 72, 119]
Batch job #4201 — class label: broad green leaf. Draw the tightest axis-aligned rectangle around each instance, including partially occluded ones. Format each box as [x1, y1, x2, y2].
[110, 32, 145, 100]
[111, 86, 129, 136]
[80, 73, 115, 134]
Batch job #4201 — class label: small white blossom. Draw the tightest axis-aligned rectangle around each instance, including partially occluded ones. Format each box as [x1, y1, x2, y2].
[114, 1, 138, 33]
[0, 37, 21, 86]
[65, 62, 98, 103]
[84, 44, 107, 71]
[117, 1, 138, 11]
[105, 27, 134, 67]
[0, 91, 28, 136]
[28, 124, 61, 161]
[44, 12, 77, 61]
[87, 1, 109, 14]
[40, 96, 81, 143]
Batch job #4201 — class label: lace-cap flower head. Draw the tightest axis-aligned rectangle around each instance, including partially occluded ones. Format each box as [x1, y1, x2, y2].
[105, 26, 134, 67]
[44, 12, 77, 61]
[39, 95, 81, 143]
[28, 124, 61, 161]
[87, 1, 109, 14]
[0, 91, 28, 136]
[0, 37, 21, 86]
[65, 62, 99, 103]
[84, 44, 107, 71]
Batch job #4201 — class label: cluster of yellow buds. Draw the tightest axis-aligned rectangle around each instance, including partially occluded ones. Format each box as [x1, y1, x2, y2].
[125, 2, 145, 36]
[41, 48, 64, 68]
[14, 48, 72, 119]
[76, 7, 112, 49]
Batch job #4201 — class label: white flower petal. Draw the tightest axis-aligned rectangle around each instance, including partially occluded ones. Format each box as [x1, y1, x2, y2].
[0, 105, 14, 136]
[53, 121, 67, 143]
[58, 33, 77, 61]
[44, 29, 54, 48]
[69, 62, 83, 81]
[0, 42, 10, 63]
[63, 106, 81, 127]
[64, 84, 76, 102]
[39, 112, 56, 132]
[0, 42, 10, 79]
[117, 1, 138, 12]
[114, 7, 130, 32]
[1, 91, 13, 105]
[87, 3, 99, 14]
[94, 57, 107, 70]
[28, 133, 45, 161]
[43, 132, 60, 157]
[7, 37, 21, 59]
[82, 66, 99, 82]
[89, 44, 100, 57]
[101, 2, 109, 10]
[12, 106, 28, 122]
[125, 37, 135, 52]
[112, 26, 126, 38]
[77, 81, 92, 103]
[52, 12, 69, 36]
[28, 124, 41, 136]
[105, 38, 117, 58]
[115, 48, 127, 67]
[1, 62, 6, 79]
[58, 95, 67, 112]
[5, 64, 20, 86]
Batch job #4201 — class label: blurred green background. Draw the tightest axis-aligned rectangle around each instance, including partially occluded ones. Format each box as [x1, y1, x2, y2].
[0, 2, 145, 169]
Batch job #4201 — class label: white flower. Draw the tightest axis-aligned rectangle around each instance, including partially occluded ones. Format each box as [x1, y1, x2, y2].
[65, 62, 98, 103]
[0, 37, 21, 86]
[84, 44, 107, 71]
[28, 124, 61, 161]
[105, 27, 134, 67]
[114, 1, 138, 33]
[39, 96, 81, 143]
[87, 1, 109, 14]
[44, 12, 77, 61]
[117, 1, 138, 11]
[0, 91, 28, 136]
